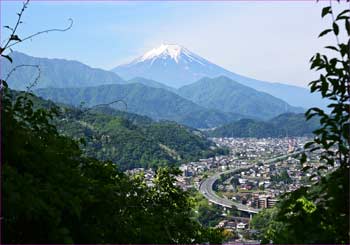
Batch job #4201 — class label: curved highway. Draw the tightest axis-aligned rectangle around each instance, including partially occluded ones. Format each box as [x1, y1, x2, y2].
[199, 165, 260, 214]
[199, 150, 304, 214]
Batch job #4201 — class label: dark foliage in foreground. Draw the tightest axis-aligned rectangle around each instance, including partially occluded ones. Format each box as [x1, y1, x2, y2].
[2, 89, 225, 243]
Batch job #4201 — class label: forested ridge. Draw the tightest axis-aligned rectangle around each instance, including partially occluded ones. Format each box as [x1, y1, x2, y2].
[208, 113, 320, 138]
[56, 100, 227, 170]
[2, 87, 227, 243]
[7, 90, 227, 171]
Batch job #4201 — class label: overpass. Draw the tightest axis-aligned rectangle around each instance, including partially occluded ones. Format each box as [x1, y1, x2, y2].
[199, 165, 260, 214]
[199, 150, 304, 214]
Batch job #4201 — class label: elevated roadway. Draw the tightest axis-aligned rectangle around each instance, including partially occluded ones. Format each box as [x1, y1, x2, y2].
[199, 150, 304, 214]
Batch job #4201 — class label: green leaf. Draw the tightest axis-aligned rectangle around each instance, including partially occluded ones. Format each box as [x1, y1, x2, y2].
[321, 6, 332, 18]
[304, 142, 314, 149]
[0, 79, 8, 89]
[3, 25, 14, 31]
[1, 54, 12, 63]
[336, 9, 350, 20]
[346, 19, 350, 36]
[9, 34, 21, 42]
[317, 166, 328, 171]
[318, 29, 332, 38]
[325, 46, 339, 52]
[333, 22, 339, 35]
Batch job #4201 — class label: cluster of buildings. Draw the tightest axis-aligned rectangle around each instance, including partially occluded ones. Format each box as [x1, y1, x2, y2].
[124, 136, 338, 243]
[125, 137, 316, 197]
[217, 218, 248, 231]
[211, 137, 304, 161]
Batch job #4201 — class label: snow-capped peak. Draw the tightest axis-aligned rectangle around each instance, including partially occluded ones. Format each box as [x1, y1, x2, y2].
[133, 43, 205, 65]
[141, 44, 183, 62]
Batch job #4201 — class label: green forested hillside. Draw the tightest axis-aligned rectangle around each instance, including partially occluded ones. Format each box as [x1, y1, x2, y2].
[34, 83, 243, 128]
[55, 106, 226, 171]
[127, 77, 177, 92]
[8, 90, 227, 170]
[3, 88, 225, 244]
[208, 113, 319, 138]
[178, 76, 303, 119]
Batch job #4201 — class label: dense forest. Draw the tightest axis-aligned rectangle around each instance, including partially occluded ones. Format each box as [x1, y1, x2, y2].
[8, 90, 228, 171]
[56, 102, 228, 170]
[0, 3, 227, 240]
[208, 113, 320, 138]
[2, 87, 227, 243]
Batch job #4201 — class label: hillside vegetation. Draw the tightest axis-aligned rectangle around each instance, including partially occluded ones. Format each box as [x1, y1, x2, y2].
[18, 91, 226, 170]
[178, 76, 303, 119]
[3, 88, 225, 244]
[208, 113, 319, 138]
[34, 83, 243, 128]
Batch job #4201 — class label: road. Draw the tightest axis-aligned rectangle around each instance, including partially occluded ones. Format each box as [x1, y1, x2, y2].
[199, 164, 260, 214]
[199, 150, 304, 214]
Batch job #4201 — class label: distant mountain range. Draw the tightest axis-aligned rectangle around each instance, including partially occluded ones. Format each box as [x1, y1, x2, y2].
[112, 44, 326, 109]
[178, 76, 302, 119]
[1, 51, 125, 90]
[2, 50, 324, 128]
[126, 77, 177, 93]
[207, 113, 319, 138]
[35, 83, 246, 128]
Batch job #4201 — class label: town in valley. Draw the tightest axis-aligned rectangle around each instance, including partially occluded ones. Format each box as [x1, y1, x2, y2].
[126, 136, 337, 243]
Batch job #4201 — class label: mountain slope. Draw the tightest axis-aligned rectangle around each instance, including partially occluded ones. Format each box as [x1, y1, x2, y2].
[8, 89, 225, 171]
[113, 44, 213, 88]
[59, 108, 226, 170]
[208, 113, 319, 138]
[126, 77, 177, 93]
[178, 76, 303, 119]
[1, 51, 125, 90]
[112, 44, 325, 109]
[34, 83, 244, 128]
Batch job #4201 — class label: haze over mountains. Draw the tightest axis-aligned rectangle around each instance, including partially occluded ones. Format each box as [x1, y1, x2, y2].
[1, 51, 125, 90]
[35, 83, 245, 128]
[113, 44, 326, 109]
[2, 48, 317, 128]
[178, 76, 302, 119]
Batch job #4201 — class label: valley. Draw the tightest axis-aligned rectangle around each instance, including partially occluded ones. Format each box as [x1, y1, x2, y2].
[2, 1, 348, 243]
[3, 48, 325, 129]
[126, 136, 338, 243]
[2, 48, 328, 244]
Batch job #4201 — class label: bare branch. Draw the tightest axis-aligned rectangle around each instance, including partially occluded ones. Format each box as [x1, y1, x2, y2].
[2, 64, 41, 93]
[0, 0, 73, 58]
[1, 0, 30, 54]
[6, 18, 73, 50]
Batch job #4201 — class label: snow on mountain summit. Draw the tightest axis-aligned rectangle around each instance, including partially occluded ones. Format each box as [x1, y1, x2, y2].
[133, 44, 205, 65]
[140, 44, 183, 62]
[112, 43, 227, 87]
[112, 43, 325, 109]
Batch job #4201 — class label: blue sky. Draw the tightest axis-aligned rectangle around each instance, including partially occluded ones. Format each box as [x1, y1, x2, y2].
[1, 1, 348, 87]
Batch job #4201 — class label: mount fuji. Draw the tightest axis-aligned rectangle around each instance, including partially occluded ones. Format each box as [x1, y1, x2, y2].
[113, 44, 219, 88]
[112, 44, 326, 109]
